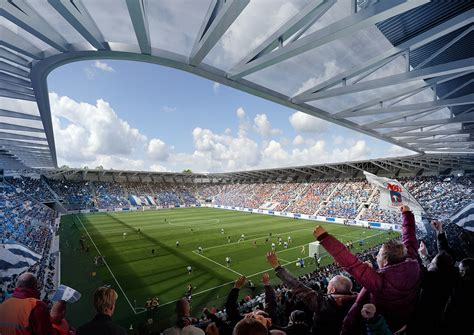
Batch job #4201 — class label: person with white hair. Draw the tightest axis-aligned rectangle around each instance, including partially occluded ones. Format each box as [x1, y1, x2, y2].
[266, 251, 356, 335]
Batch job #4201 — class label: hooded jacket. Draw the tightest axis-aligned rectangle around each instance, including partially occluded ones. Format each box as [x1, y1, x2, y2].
[318, 211, 421, 334]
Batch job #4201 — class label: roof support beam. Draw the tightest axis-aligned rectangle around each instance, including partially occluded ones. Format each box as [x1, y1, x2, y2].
[228, 0, 427, 79]
[0, 131, 46, 141]
[0, 122, 44, 133]
[0, 61, 30, 78]
[0, 109, 41, 121]
[338, 93, 474, 118]
[363, 108, 440, 129]
[48, 0, 106, 50]
[125, 0, 151, 55]
[292, 9, 474, 100]
[0, 138, 49, 148]
[370, 161, 395, 174]
[296, 58, 474, 101]
[0, 72, 31, 87]
[190, 0, 249, 65]
[413, 25, 474, 70]
[332, 72, 470, 118]
[0, 26, 43, 59]
[371, 113, 474, 129]
[386, 129, 472, 137]
[0, 47, 30, 67]
[0, 81, 34, 95]
[0, 88, 35, 101]
[0, 0, 68, 52]
[228, 0, 334, 73]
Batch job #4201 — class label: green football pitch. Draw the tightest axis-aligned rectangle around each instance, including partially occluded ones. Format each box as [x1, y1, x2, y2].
[59, 207, 399, 330]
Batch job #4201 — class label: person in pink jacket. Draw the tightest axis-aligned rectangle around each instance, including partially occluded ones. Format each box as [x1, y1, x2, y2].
[313, 205, 421, 334]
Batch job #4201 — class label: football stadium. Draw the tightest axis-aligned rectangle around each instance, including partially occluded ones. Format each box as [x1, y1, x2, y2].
[1, 1, 474, 334]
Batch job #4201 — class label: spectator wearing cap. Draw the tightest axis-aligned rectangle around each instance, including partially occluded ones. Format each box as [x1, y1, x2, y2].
[0, 272, 53, 335]
[76, 287, 126, 335]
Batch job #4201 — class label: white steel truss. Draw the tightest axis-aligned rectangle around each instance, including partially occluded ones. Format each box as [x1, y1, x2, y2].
[0, 0, 472, 169]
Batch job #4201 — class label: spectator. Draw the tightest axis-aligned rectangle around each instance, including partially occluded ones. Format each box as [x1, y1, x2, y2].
[266, 251, 355, 335]
[411, 220, 456, 334]
[443, 257, 474, 335]
[51, 300, 75, 335]
[76, 287, 126, 335]
[163, 298, 204, 335]
[0, 272, 53, 335]
[232, 317, 268, 335]
[276, 310, 310, 335]
[314, 205, 421, 334]
[360, 304, 391, 335]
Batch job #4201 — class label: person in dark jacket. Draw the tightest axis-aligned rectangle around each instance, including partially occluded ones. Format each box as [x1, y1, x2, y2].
[76, 287, 126, 335]
[276, 310, 310, 335]
[361, 303, 391, 335]
[443, 257, 474, 335]
[314, 205, 421, 334]
[225, 274, 280, 333]
[411, 220, 456, 335]
[266, 251, 356, 335]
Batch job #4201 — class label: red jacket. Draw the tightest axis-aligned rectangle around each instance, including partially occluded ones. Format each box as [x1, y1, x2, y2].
[12, 287, 53, 335]
[319, 211, 421, 333]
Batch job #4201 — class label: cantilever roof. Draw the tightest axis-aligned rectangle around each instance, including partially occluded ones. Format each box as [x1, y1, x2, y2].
[0, 0, 473, 169]
[42, 153, 474, 183]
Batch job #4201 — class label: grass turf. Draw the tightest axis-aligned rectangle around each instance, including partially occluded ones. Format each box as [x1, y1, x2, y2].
[59, 207, 399, 330]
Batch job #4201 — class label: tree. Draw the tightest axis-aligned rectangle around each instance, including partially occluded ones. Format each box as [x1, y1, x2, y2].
[182, 169, 193, 174]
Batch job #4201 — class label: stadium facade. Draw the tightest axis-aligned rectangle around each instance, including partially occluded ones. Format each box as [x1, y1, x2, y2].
[0, 1, 473, 171]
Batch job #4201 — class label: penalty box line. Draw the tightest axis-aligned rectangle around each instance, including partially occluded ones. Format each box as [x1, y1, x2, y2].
[76, 215, 138, 315]
[192, 250, 243, 277]
[157, 231, 387, 311]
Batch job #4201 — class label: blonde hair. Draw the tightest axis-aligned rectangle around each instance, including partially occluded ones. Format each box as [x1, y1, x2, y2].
[380, 241, 407, 265]
[94, 287, 118, 313]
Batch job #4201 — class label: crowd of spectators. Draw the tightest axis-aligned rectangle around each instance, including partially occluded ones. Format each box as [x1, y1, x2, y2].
[7, 175, 472, 224]
[1, 184, 55, 254]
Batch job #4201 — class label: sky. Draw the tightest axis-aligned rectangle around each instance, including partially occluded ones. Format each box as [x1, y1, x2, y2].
[43, 0, 426, 173]
[47, 59, 412, 173]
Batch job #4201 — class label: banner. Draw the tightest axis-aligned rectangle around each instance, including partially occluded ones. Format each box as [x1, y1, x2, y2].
[364, 171, 424, 215]
[450, 202, 474, 232]
[52, 285, 81, 303]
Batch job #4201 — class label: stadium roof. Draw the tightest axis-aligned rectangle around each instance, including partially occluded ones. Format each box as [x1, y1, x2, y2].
[0, 0, 473, 170]
[41, 153, 474, 183]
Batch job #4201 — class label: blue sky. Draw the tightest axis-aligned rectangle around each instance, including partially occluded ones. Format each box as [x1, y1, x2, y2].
[47, 59, 412, 172]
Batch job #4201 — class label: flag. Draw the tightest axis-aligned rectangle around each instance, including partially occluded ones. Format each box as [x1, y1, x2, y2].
[0, 244, 41, 279]
[364, 171, 424, 215]
[52, 285, 81, 303]
[450, 202, 474, 232]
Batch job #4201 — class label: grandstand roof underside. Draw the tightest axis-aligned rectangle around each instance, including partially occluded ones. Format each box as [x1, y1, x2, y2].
[39, 154, 474, 183]
[0, 1, 473, 170]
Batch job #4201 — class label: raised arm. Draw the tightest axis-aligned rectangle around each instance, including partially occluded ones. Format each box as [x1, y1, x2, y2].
[432, 220, 453, 256]
[400, 205, 418, 259]
[314, 226, 383, 293]
[266, 252, 321, 312]
[224, 276, 245, 325]
[262, 273, 279, 324]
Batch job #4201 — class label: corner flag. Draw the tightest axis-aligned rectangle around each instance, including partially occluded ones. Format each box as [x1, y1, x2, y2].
[363, 171, 424, 216]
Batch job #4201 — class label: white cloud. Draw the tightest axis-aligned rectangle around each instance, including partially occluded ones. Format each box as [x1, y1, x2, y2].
[50, 92, 147, 167]
[213, 82, 221, 93]
[150, 164, 168, 172]
[84, 67, 95, 80]
[293, 135, 304, 145]
[147, 138, 170, 161]
[253, 113, 282, 137]
[387, 145, 414, 157]
[236, 107, 246, 119]
[94, 60, 115, 72]
[289, 111, 328, 133]
[160, 106, 177, 113]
